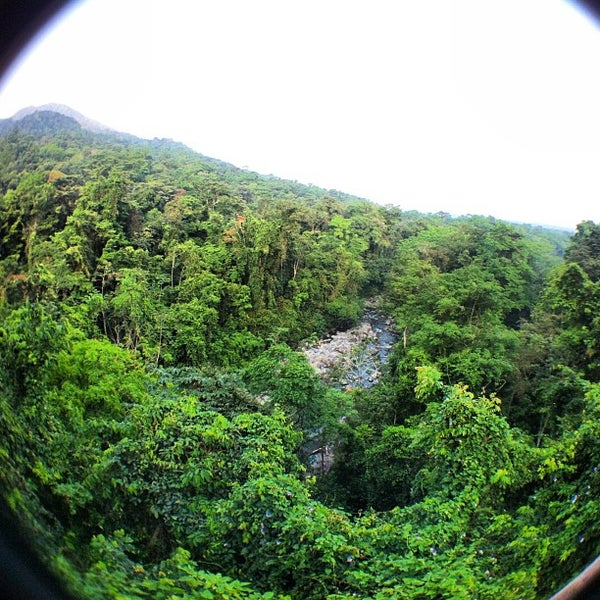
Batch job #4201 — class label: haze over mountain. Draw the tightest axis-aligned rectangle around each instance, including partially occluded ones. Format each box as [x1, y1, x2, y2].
[0, 104, 578, 231]
[9, 103, 114, 132]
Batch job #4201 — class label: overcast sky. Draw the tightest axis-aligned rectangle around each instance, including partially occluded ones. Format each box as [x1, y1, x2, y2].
[1, 0, 599, 230]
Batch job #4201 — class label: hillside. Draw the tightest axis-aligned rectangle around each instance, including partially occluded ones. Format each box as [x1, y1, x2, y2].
[9, 103, 115, 132]
[1, 107, 599, 599]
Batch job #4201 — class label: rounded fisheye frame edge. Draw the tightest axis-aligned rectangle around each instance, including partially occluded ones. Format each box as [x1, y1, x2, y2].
[0, 1, 600, 599]
[574, 0, 600, 23]
[0, 504, 70, 600]
[0, 0, 69, 81]
[0, 1, 74, 597]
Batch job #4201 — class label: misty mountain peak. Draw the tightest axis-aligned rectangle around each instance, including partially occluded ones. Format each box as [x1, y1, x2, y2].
[10, 103, 112, 133]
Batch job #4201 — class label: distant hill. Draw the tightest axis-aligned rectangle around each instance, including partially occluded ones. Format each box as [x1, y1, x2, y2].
[0, 104, 578, 238]
[0, 109, 82, 136]
[8, 103, 113, 132]
[0, 104, 381, 212]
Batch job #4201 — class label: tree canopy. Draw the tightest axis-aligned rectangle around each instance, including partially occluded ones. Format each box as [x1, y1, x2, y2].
[2, 112, 598, 599]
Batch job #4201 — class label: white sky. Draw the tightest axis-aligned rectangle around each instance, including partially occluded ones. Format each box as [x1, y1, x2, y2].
[1, 0, 599, 230]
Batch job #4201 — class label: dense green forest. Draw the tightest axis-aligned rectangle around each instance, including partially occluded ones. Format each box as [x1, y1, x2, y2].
[1, 110, 599, 599]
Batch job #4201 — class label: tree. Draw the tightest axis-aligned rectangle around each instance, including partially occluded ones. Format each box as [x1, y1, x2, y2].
[564, 220, 600, 282]
[243, 344, 334, 432]
[410, 367, 517, 503]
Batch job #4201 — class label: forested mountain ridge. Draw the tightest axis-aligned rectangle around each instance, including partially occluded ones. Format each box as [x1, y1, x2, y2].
[7, 103, 115, 133]
[1, 108, 599, 599]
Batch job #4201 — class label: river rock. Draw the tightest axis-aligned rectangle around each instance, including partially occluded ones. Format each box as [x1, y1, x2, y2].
[303, 309, 397, 389]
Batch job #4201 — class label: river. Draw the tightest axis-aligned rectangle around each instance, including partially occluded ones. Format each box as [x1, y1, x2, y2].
[303, 307, 397, 390]
[302, 304, 398, 474]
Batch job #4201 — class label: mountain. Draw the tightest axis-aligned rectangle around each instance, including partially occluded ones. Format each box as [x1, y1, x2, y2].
[0, 104, 150, 145]
[9, 103, 113, 132]
[0, 104, 380, 210]
[0, 109, 82, 136]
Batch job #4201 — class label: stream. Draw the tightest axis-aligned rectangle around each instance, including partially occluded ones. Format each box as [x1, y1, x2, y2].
[303, 307, 397, 390]
[301, 304, 398, 473]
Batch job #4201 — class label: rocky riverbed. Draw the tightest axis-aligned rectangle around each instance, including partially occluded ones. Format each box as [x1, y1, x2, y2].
[303, 308, 397, 390]
[302, 305, 397, 474]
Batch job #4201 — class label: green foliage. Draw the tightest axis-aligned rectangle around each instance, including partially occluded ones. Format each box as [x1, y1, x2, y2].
[74, 531, 285, 599]
[564, 220, 600, 282]
[411, 377, 515, 500]
[382, 219, 544, 419]
[0, 115, 597, 600]
[243, 344, 336, 432]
